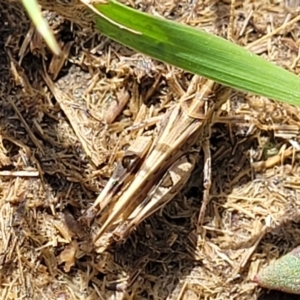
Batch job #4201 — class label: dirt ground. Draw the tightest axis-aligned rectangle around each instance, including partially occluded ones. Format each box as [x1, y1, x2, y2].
[1, 0, 300, 299]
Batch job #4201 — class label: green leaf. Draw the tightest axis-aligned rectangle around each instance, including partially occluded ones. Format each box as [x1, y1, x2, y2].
[254, 246, 300, 294]
[92, 0, 300, 106]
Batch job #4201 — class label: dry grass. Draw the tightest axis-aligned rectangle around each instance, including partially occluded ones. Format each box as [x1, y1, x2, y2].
[1, 0, 300, 299]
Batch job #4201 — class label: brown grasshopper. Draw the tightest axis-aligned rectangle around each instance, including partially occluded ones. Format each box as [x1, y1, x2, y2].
[86, 76, 231, 249]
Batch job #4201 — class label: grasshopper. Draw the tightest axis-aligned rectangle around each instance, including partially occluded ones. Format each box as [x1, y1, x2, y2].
[87, 76, 230, 249]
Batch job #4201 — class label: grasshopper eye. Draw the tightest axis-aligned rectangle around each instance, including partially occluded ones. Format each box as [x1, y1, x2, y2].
[121, 154, 138, 170]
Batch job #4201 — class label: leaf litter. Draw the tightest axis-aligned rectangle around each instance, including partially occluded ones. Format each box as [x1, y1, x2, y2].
[1, 0, 300, 299]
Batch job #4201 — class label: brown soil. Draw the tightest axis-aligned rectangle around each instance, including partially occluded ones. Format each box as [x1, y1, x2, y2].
[1, 1, 300, 299]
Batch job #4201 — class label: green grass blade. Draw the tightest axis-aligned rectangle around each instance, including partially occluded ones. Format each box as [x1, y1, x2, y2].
[21, 0, 61, 55]
[92, 0, 300, 106]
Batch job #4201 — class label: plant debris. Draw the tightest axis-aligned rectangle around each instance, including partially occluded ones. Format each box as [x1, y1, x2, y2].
[1, 0, 300, 299]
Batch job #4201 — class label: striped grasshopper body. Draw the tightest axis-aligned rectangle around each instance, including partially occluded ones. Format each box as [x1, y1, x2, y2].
[90, 77, 230, 250]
